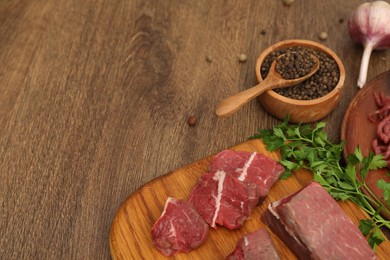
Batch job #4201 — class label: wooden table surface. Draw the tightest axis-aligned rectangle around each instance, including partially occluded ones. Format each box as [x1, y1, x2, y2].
[1, 0, 389, 259]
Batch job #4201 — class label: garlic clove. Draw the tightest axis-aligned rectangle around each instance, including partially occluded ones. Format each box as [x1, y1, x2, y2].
[349, 1, 390, 48]
[348, 1, 390, 88]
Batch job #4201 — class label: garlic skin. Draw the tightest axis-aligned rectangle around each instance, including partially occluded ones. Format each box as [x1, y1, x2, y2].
[348, 1, 390, 88]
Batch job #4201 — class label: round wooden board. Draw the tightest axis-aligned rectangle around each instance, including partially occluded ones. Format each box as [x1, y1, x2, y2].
[109, 139, 390, 259]
[341, 70, 390, 220]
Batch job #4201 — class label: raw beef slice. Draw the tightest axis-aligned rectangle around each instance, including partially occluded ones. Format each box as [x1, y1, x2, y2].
[209, 150, 284, 199]
[227, 227, 281, 260]
[189, 170, 259, 229]
[151, 197, 209, 256]
[262, 182, 376, 260]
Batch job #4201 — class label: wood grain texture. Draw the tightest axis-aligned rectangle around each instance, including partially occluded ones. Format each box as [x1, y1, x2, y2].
[109, 139, 390, 259]
[0, 0, 389, 259]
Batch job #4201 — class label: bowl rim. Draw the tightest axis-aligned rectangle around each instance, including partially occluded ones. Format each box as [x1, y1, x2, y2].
[255, 39, 346, 106]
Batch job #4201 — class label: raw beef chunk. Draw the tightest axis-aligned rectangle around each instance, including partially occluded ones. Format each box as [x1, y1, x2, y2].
[262, 182, 376, 260]
[189, 171, 259, 229]
[227, 227, 281, 260]
[151, 197, 209, 256]
[209, 150, 284, 199]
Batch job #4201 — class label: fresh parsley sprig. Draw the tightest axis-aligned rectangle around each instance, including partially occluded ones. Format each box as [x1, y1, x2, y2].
[250, 117, 390, 249]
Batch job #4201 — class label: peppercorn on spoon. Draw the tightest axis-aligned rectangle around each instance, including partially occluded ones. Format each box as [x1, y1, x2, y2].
[216, 54, 320, 118]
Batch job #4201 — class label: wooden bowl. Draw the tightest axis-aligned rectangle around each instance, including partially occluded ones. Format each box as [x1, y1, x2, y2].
[255, 39, 345, 123]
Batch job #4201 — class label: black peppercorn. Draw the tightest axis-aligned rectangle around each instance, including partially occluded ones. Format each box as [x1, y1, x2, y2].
[260, 46, 340, 100]
[187, 116, 197, 126]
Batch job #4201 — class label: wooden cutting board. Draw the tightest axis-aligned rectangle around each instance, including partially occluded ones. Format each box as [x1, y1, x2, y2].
[109, 139, 390, 259]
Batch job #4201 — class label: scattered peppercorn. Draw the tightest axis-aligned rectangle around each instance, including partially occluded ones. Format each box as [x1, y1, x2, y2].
[238, 54, 248, 63]
[283, 0, 295, 6]
[318, 32, 328, 41]
[260, 46, 340, 100]
[206, 55, 213, 62]
[260, 30, 267, 35]
[187, 116, 197, 126]
[339, 18, 344, 24]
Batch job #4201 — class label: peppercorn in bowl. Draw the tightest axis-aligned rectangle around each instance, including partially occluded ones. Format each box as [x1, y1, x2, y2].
[255, 39, 345, 123]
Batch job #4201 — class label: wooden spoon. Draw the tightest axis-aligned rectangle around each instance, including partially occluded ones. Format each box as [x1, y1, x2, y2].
[216, 54, 320, 118]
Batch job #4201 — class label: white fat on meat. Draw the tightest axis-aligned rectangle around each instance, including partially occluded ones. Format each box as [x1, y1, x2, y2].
[268, 201, 281, 219]
[268, 201, 305, 249]
[168, 220, 176, 238]
[243, 237, 249, 247]
[237, 152, 256, 181]
[159, 197, 173, 219]
[158, 197, 177, 238]
[211, 170, 226, 228]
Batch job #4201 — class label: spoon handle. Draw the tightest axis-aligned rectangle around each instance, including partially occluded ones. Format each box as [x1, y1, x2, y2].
[215, 81, 273, 117]
[215, 54, 319, 118]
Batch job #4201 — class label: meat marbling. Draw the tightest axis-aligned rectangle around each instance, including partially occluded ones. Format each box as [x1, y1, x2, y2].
[189, 170, 259, 229]
[151, 197, 209, 256]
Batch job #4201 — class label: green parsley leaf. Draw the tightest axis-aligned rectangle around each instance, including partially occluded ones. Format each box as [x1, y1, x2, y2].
[262, 136, 284, 151]
[368, 155, 388, 170]
[314, 136, 326, 147]
[313, 173, 330, 188]
[337, 181, 355, 191]
[354, 146, 363, 162]
[280, 160, 299, 171]
[344, 163, 357, 186]
[280, 169, 292, 180]
[273, 128, 286, 139]
[368, 227, 384, 249]
[377, 179, 390, 207]
[359, 219, 373, 236]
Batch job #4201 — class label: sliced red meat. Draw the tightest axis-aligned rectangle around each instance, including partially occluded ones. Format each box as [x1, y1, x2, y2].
[151, 197, 209, 256]
[377, 114, 390, 144]
[370, 91, 390, 166]
[227, 227, 281, 260]
[209, 150, 284, 199]
[189, 171, 259, 229]
[262, 210, 310, 259]
[262, 182, 376, 260]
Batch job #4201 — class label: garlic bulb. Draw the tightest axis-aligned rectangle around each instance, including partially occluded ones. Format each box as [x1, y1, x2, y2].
[348, 1, 390, 88]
